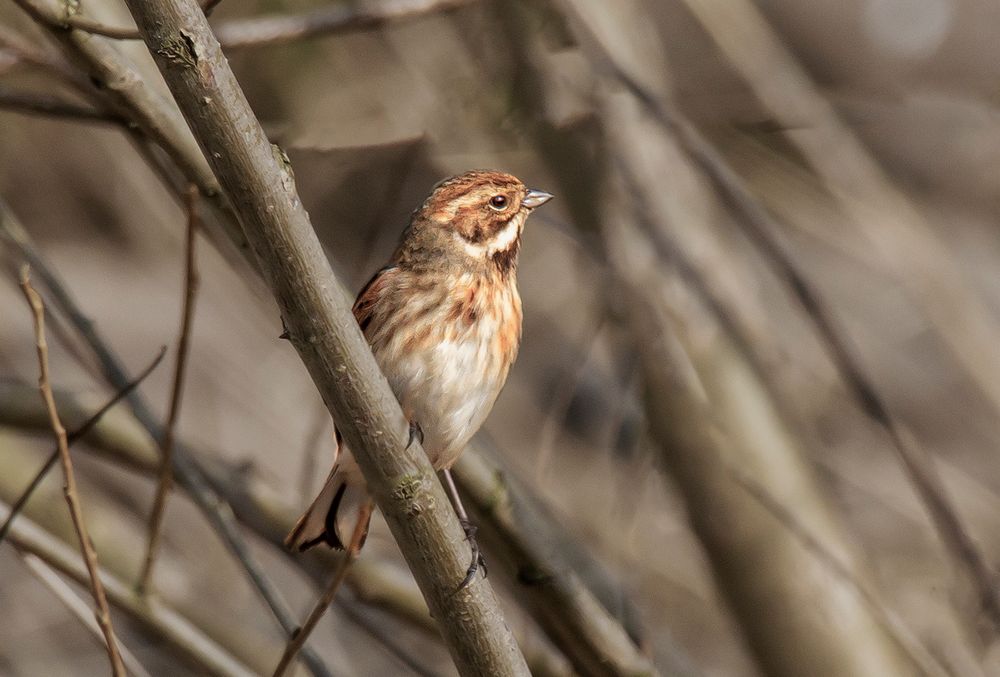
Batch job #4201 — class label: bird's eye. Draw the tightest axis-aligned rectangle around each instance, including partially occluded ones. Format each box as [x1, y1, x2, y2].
[489, 194, 509, 211]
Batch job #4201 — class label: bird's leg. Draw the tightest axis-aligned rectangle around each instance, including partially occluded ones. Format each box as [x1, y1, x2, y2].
[440, 467, 487, 591]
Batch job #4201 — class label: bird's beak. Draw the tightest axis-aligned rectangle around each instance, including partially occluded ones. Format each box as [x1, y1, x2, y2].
[522, 189, 554, 209]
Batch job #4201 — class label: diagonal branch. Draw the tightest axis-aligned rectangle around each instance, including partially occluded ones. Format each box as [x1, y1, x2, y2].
[19, 266, 126, 677]
[121, 1, 529, 675]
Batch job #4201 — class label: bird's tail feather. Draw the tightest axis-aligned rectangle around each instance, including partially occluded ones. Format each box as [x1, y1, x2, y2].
[284, 466, 370, 552]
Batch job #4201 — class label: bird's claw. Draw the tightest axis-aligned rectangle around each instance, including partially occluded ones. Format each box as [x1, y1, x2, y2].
[456, 518, 487, 592]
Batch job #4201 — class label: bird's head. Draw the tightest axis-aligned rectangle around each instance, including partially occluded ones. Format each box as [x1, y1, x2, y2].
[401, 170, 552, 272]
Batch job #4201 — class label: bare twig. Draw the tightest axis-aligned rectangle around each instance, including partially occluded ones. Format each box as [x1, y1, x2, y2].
[0, 85, 122, 124]
[0, 200, 331, 677]
[46, 12, 144, 40]
[139, 184, 201, 593]
[0, 24, 97, 97]
[0, 346, 166, 546]
[19, 266, 126, 677]
[123, 0, 530, 674]
[12, 0, 220, 40]
[272, 500, 375, 677]
[1, 501, 258, 677]
[214, 0, 474, 50]
[8, 0, 256, 269]
[12, 0, 472, 49]
[18, 552, 154, 677]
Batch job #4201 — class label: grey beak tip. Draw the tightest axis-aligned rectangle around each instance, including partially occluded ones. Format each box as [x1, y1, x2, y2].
[524, 189, 554, 209]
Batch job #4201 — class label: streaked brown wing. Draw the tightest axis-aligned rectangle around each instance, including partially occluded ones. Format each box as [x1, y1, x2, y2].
[352, 265, 397, 335]
[331, 266, 399, 463]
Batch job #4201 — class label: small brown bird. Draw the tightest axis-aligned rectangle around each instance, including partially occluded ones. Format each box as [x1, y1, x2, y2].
[286, 170, 552, 583]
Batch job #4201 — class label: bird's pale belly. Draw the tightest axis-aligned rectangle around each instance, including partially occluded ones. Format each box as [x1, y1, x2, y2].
[378, 327, 507, 470]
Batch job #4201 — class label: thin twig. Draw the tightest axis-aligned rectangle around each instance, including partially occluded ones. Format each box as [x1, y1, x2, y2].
[13, 0, 219, 40]
[139, 184, 201, 593]
[18, 552, 155, 677]
[19, 266, 126, 677]
[0, 346, 166, 546]
[272, 500, 375, 677]
[0, 24, 97, 98]
[0, 85, 122, 124]
[13, 0, 472, 48]
[0, 201, 331, 677]
[214, 0, 474, 50]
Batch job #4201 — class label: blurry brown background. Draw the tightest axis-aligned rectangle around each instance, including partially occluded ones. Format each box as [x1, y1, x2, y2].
[3, 0, 1000, 675]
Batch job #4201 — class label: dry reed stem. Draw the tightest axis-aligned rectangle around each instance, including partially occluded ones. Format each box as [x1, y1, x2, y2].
[139, 183, 201, 593]
[18, 266, 126, 677]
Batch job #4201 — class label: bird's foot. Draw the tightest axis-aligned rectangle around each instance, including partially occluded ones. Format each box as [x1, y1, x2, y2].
[456, 518, 487, 591]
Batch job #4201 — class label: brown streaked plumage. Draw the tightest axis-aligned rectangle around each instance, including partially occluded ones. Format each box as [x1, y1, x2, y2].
[285, 170, 552, 555]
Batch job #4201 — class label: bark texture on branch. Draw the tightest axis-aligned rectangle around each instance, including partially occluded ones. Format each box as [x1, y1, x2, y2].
[120, 2, 528, 675]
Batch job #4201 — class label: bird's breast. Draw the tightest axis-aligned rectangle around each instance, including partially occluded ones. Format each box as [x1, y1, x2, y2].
[370, 272, 521, 469]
